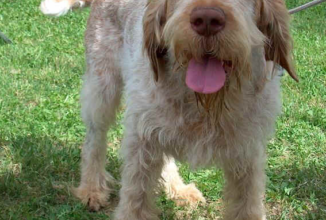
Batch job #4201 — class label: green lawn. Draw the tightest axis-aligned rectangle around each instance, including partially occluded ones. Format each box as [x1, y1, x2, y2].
[0, 0, 325, 219]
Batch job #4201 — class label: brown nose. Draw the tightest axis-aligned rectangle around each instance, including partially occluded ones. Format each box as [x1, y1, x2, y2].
[190, 7, 226, 37]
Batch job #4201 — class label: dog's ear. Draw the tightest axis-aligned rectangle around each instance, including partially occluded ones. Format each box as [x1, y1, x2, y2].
[256, 0, 298, 81]
[143, 0, 168, 81]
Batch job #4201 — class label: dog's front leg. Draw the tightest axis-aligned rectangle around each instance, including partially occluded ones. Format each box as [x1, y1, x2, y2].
[223, 150, 266, 220]
[114, 134, 163, 220]
[74, 72, 123, 211]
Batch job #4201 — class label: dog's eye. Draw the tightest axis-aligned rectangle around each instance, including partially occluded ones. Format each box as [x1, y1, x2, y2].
[156, 48, 167, 58]
[160, 17, 166, 26]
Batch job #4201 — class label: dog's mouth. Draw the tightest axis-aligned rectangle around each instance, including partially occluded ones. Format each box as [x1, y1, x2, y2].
[186, 55, 232, 94]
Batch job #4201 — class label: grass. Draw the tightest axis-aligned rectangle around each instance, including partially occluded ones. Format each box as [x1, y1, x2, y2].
[0, 0, 325, 219]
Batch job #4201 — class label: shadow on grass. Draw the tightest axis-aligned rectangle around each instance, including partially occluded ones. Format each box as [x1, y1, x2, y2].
[299, 112, 326, 132]
[1, 134, 325, 219]
[267, 161, 326, 219]
[0, 135, 121, 220]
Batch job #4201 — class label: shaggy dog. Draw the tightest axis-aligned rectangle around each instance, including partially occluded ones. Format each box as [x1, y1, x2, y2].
[40, 0, 93, 16]
[70, 0, 297, 219]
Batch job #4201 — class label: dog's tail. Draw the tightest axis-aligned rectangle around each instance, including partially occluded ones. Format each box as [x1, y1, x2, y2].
[40, 0, 91, 17]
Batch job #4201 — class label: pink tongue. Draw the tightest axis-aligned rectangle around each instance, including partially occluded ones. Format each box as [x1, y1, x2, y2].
[186, 57, 226, 94]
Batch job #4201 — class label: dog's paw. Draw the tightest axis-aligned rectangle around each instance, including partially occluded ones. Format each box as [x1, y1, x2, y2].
[224, 207, 266, 220]
[73, 186, 110, 211]
[173, 183, 206, 207]
[114, 209, 160, 220]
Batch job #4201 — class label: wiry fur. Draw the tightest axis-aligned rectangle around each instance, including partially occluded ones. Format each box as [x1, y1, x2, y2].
[74, 0, 297, 219]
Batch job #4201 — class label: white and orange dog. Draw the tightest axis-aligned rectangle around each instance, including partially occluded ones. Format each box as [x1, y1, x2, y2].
[42, 0, 297, 219]
[40, 0, 93, 16]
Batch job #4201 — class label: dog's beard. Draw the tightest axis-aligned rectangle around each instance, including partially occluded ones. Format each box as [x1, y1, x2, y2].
[169, 35, 252, 114]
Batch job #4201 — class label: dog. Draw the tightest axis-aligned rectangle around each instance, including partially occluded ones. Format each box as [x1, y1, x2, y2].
[40, 0, 93, 16]
[72, 0, 298, 219]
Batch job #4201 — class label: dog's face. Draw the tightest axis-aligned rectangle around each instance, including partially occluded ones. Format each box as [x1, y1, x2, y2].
[144, 0, 297, 95]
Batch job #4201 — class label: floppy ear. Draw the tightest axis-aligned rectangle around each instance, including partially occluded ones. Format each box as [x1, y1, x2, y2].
[143, 0, 167, 81]
[257, 0, 298, 81]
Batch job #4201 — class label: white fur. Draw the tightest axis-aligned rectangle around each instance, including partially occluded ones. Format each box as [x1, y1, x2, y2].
[40, 0, 85, 17]
[73, 0, 293, 219]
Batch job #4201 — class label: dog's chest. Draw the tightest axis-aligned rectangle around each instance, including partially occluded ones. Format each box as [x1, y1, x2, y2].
[132, 94, 232, 166]
[134, 91, 227, 146]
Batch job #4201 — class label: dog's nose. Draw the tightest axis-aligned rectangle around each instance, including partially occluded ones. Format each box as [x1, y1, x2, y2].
[190, 7, 226, 36]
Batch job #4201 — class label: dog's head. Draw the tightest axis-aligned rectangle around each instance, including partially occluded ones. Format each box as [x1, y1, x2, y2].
[143, 0, 297, 97]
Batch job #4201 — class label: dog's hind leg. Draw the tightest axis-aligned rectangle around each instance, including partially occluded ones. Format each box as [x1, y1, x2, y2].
[161, 156, 206, 207]
[74, 16, 123, 211]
